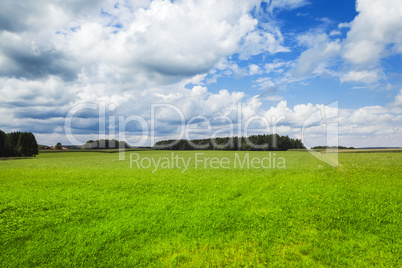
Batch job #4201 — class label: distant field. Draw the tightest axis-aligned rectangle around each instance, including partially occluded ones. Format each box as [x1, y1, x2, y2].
[289, 148, 402, 153]
[1, 151, 401, 267]
[337, 148, 402, 153]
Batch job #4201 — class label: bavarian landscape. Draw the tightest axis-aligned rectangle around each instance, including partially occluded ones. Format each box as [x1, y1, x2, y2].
[1, 0, 401, 267]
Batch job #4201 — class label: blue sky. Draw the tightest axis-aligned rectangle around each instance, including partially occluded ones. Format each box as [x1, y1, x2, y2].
[0, 0, 401, 147]
[204, 0, 397, 109]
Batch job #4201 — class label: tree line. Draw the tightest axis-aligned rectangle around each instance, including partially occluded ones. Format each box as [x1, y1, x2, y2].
[0, 130, 39, 157]
[153, 134, 305, 151]
[82, 139, 130, 149]
[312, 146, 355, 149]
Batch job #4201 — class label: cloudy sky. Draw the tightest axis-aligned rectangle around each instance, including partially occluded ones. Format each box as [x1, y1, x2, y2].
[1, 0, 401, 147]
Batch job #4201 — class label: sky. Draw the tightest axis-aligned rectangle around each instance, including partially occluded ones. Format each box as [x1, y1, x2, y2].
[0, 0, 402, 148]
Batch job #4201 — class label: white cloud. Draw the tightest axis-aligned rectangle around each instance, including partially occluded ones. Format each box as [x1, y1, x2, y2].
[266, 0, 308, 13]
[265, 60, 289, 74]
[1, 72, 401, 148]
[0, 0, 297, 88]
[262, 95, 283, 102]
[262, 100, 402, 147]
[342, 0, 402, 66]
[0, 0, 401, 148]
[238, 30, 290, 59]
[249, 64, 262, 75]
[291, 0, 402, 84]
[329, 30, 341, 36]
[254, 77, 276, 89]
[0, 76, 74, 107]
[292, 34, 340, 77]
[392, 89, 402, 107]
[340, 70, 382, 84]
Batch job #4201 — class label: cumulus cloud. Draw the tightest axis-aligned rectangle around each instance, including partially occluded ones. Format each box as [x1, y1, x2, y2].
[265, 60, 289, 74]
[292, 34, 340, 77]
[0, 31, 77, 80]
[342, 0, 402, 66]
[266, 0, 308, 13]
[118, 0, 258, 77]
[0, 0, 401, 148]
[2, 72, 400, 148]
[249, 64, 262, 75]
[254, 77, 276, 90]
[392, 89, 402, 107]
[238, 30, 290, 59]
[260, 100, 402, 147]
[0, 76, 75, 107]
[340, 70, 382, 84]
[291, 0, 402, 84]
[0, 0, 301, 144]
[0, 0, 297, 86]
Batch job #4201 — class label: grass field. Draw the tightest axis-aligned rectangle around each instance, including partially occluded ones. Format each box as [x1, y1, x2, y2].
[0, 151, 401, 267]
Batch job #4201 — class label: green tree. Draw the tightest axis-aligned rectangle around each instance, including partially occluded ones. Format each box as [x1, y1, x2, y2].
[0, 131, 39, 157]
[7, 132, 21, 156]
[0, 130, 6, 157]
[17, 132, 30, 156]
[28, 132, 39, 156]
[55, 142, 62, 150]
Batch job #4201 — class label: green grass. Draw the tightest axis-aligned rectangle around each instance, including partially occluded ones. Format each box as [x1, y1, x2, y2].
[0, 151, 401, 267]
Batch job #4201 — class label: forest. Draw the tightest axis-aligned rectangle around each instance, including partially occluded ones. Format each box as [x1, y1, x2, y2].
[153, 134, 305, 151]
[81, 139, 130, 149]
[0, 130, 38, 157]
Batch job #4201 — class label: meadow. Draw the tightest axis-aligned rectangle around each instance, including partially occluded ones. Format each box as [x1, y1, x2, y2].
[0, 151, 401, 267]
